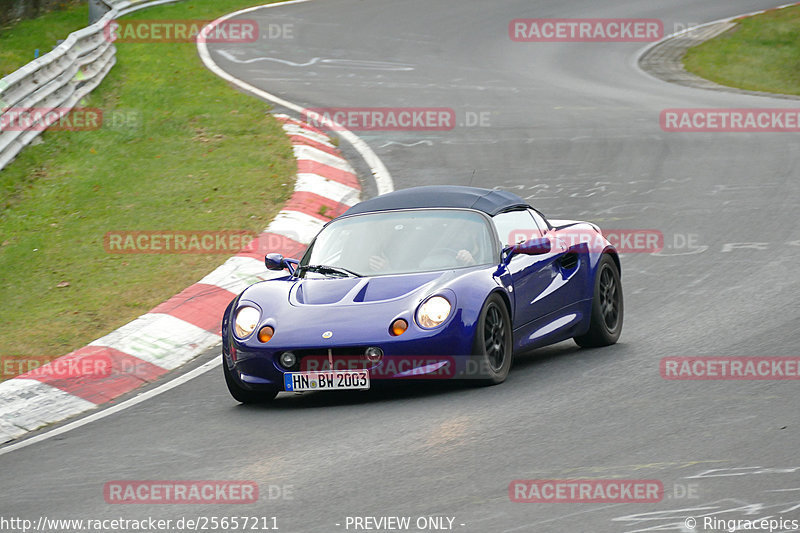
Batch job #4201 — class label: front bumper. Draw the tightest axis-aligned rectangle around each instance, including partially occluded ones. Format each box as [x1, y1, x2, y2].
[225, 323, 475, 390]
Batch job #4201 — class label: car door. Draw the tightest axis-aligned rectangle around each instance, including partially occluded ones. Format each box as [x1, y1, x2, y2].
[492, 209, 568, 328]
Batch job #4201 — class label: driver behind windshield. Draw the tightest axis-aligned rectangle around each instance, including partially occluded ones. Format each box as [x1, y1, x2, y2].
[368, 212, 492, 273]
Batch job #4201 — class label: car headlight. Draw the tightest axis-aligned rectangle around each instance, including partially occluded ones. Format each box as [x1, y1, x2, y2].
[234, 306, 261, 339]
[417, 296, 452, 329]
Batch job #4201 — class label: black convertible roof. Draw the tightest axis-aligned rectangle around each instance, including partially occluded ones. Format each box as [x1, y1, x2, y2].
[342, 185, 529, 217]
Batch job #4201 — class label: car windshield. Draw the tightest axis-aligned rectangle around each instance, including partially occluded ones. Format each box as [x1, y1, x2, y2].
[299, 209, 496, 277]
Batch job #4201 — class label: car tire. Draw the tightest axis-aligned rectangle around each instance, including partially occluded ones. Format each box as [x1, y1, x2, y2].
[574, 254, 623, 348]
[223, 357, 279, 403]
[471, 293, 514, 385]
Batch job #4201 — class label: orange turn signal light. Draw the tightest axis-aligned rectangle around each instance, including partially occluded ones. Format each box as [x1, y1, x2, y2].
[258, 326, 275, 343]
[390, 319, 408, 336]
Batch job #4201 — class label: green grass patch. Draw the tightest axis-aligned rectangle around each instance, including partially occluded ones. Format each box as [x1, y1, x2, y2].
[683, 5, 800, 96]
[0, 0, 296, 364]
[0, 2, 88, 77]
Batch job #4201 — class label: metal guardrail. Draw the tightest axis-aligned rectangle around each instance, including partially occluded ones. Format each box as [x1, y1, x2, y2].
[0, 0, 181, 172]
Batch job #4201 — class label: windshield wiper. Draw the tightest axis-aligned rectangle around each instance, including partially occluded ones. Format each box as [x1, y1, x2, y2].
[297, 264, 362, 278]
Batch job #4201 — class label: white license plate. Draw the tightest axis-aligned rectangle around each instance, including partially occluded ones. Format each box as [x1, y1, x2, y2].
[284, 370, 370, 392]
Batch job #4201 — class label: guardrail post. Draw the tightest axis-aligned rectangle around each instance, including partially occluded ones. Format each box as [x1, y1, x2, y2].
[88, 0, 111, 25]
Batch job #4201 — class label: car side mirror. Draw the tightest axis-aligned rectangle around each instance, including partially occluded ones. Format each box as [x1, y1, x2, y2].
[516, 236, 551, 255]
[503, 237, 551, 263]
[265, 253, 298, 274]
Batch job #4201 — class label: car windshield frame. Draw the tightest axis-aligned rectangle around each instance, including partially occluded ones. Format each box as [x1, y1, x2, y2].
[297, 207, 502, 278]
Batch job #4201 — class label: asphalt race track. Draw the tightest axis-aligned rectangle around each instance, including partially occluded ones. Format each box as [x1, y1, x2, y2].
[3, 1, 800, 532]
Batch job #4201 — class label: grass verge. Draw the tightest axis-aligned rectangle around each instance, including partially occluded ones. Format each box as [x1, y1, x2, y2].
[0, 2, 88, 77]
[683, 5, 800, 96]
[0, 0, 296, 370]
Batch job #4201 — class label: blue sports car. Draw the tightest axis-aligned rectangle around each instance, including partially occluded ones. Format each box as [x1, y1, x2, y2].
[222, 185, 622, 402]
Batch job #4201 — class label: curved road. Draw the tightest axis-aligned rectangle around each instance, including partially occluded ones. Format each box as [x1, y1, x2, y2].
[3, 1, 800, 532]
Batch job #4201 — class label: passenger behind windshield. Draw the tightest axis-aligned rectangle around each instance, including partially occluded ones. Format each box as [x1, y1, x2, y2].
[363, 211, 493, 274]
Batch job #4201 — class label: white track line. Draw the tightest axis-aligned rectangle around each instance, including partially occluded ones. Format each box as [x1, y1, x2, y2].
[0, 358, 221, 457]
[196, 0, 394, 196]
